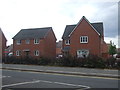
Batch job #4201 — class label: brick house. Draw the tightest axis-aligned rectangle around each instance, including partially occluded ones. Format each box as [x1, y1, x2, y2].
[62, 16, 108, 58]
[0, 28, 7, 61]
[56, 40, 62, 57]
[13, 27, 56, 58]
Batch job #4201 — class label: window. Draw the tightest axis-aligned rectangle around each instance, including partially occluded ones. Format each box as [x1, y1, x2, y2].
[16, 50, 21, 56]
[65, 40, 70, 45]
[34, 50, 39, 56]
[26, 39, 30, 44]
[80, 36, 88, 43]
[34, 39, 39, 44]
[16, 40, 21, 45]
[77, 50, 89, 58]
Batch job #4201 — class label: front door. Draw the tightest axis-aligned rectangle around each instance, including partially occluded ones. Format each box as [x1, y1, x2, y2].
[25, 51, 30, 57]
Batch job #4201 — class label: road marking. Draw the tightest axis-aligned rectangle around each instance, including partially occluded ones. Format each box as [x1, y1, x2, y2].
[39, 80, 52, 84]
[0, 76, 11, 78]
[2, 80, 40, 88]
[2, 79, 90, 89]
[54, 81, 90, 89]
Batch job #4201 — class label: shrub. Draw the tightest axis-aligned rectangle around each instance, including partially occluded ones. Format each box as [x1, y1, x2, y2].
[83, 55, 105, 68]
[4, 55, 120, 69]
[105, 57, 117, 68]
[37, 57, 53, 65]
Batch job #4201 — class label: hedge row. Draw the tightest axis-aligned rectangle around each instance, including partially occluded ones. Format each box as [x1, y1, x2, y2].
[3, 55, 120, 69]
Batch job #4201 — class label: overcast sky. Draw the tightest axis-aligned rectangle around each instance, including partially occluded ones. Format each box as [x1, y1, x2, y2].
[0, 0, 119, 47]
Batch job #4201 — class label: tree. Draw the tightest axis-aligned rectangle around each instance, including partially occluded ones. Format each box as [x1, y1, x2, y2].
[108, 41, 117, 56]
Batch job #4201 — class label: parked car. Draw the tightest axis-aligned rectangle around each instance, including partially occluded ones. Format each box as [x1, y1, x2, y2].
[8, 52, 13, 56]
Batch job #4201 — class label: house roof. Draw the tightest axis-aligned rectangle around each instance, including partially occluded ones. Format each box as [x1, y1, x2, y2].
[91, 23, 103, 36]
[56, 41, 62, 48]
[62, 25, 76, 39]
[62, 16, 103, 39]
[13, 27, 52, 40]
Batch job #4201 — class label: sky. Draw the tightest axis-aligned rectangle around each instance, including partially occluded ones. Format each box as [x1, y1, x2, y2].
[0, 0, 119, 47]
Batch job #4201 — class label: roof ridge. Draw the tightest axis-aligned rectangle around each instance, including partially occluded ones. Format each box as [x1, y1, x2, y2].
[91, 22, 103, 24]
[21, 27, 52, 30]
[66, 24, 76, 26]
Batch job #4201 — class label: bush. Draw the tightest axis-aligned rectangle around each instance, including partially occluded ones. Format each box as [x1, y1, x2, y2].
[105, 57, 117, 68]
[84, 55, 105, 68]
[37, 57, 52, 65]
[4, 55, 119, 69]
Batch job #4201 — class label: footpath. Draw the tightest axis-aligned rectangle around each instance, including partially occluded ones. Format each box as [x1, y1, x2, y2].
[2, 64, 119, 79]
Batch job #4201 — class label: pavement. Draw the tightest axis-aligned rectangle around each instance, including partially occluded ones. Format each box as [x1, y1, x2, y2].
[1, 64, 120, 79]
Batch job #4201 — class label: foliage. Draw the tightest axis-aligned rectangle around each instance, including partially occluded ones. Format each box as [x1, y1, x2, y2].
[108, 41, 117, 56]
[4, 54, 120, 69]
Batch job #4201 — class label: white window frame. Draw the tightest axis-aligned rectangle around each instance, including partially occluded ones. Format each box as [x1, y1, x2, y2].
[80, 36, 88, 43]
[16, 40, 21, 45]
[65, 40, 70, 45]
[16, 50, 21, 56]
[34, 50, 39, 56]
[34, 39, 39, 44]
[26, 39, 30, 44]
[77, 50, 89, 58]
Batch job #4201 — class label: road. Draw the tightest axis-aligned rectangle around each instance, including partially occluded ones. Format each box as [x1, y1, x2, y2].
[2, 69, 119, 89]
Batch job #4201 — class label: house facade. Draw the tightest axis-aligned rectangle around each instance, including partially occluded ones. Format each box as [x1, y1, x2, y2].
[56, 40, 62, 57]
[62, 16, 108, 58]
[13, 27, 56, 58]
[0, 28, 7, 61]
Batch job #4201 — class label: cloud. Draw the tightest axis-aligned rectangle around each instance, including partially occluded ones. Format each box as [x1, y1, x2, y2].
[0, 0, 119, 45]
[104, 36, 118, 48]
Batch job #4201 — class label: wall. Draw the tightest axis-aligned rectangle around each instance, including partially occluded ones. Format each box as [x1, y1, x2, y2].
[63, 18, 101, 57]
[44, 30, 56, 58]
[13, 39, 45, 58]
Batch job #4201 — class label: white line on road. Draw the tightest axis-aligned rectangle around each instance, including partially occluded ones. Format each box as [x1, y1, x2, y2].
[2, 79, 90, 89]
[2, 80, 40, 88]
[54, 82, 90, 89]
[0, 76, 11, 78]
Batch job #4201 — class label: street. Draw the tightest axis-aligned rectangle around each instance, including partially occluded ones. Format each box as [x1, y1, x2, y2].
[2, 69, 119, 89]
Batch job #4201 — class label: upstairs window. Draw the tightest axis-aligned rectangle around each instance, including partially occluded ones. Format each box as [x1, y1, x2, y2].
[34, 50, 39, 56]
[34, 39, 39, 44]
[65, 40, 70, 45]
[16, 40, 21, 45]
[80, 36, 88, 43]
[16, 50, 21, 56]
[26, 39, 30, 44]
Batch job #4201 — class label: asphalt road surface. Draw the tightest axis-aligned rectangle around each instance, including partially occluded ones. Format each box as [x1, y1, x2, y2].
[2, 69, 119, 89]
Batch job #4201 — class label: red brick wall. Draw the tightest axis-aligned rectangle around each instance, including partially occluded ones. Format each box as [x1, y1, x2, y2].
[0, 30, 7, 60]
[13, 39, 45, 58]
[44, 30, 56, 58]
[63, 18, 101, 57]
[101, 40, 109, 58]
[13, 30, 56, 58]
[56, 48, 62, 55]
[2, 34, 7, 59]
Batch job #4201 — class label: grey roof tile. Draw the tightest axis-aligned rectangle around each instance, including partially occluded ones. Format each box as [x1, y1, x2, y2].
[13, 27, 52, 40]
[62, 25, 76, 39]
[91, 22, 103, 36]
